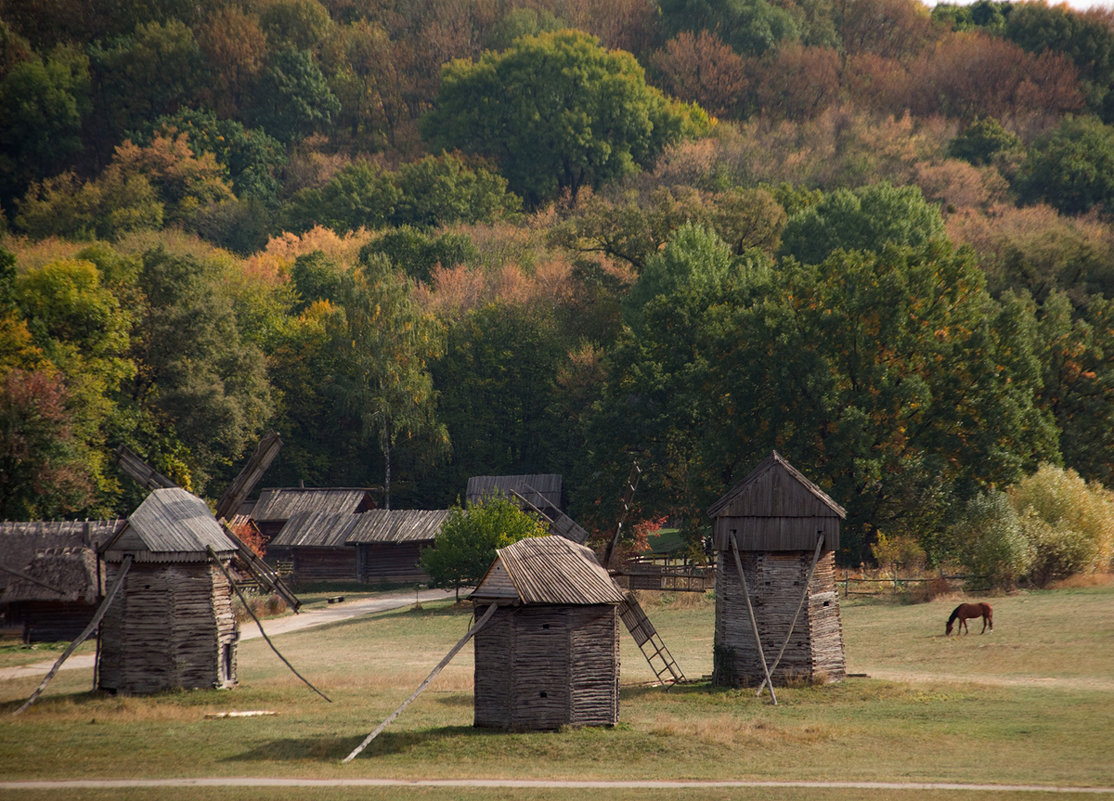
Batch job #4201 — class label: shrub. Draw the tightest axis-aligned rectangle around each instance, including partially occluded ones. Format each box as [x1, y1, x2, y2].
[1008, 464, 1114, 586]
[949, 490, 1033, 591]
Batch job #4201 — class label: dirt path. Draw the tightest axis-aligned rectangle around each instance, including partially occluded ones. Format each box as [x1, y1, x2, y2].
[0, 588, 456, 682]
[865, 669, 1114, 693]
[0, 777, 1112, 794]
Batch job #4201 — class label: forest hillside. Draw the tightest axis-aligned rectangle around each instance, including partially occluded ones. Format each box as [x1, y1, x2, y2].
[2, 0, 1113, 580]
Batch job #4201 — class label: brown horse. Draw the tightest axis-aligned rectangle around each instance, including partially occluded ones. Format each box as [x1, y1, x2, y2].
[946, 602, 993, 635]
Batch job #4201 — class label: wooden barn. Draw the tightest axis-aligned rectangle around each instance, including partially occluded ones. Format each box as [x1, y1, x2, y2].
[346, 509, 450, 584]
[1, 547, 101, 643]
[96, 488, 242, 695]
[267, 511, 359, 584]
[466, 474, 564, 518]
[707, 451, 847, 687]
[470, 536, 626, 731]
[0, 520, 121, 642]
[249, 487, 377, 548]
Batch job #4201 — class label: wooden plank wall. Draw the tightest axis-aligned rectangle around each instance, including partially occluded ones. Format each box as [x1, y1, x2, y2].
[9, 601, 97, 644]
[97, 561, 237, 694]
[356, 543, 429, 584]
[474, 605, 619, 731]
[714, 550, 845, 686]
[290, 548, 358, 583]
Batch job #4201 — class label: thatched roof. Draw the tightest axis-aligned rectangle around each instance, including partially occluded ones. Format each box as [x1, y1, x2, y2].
[269, 511, 358, 548]
[250, 488, 377, 522]
[0, 520, 122, 592]
[346, 509, 451, 544]
[706, 451, 846, 519]
[471, 536, 625, 606]
[101, 488, 238, 562]
[466, 475, 563, 511]
[1, 547, 100, 603]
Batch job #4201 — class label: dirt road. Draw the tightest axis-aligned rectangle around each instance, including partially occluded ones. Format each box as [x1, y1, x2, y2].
[0, 588, 456, 682]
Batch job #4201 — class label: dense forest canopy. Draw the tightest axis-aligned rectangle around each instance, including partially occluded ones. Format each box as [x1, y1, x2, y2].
[2, 0, 1114, 572]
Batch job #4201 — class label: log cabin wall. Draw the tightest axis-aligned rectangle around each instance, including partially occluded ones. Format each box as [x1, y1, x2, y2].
[473, 604, 620, 731]
[713, 549, 845, 686]
[97, 560, 238, 694]
[355, 542, 428, 584]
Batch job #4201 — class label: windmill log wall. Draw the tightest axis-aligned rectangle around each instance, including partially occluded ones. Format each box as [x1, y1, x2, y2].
[473, 604, 620, 731]
[713, 550, 844, 685]
[97, 561, 238, 694]
[708, 452, 847, 688]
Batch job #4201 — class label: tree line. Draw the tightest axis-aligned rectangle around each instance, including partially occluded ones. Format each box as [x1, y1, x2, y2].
[2, 0, 1113, 579]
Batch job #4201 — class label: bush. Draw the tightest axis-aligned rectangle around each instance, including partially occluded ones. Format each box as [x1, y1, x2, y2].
[1009, 464, 1114, 586]
[949, 491, 1034, 591]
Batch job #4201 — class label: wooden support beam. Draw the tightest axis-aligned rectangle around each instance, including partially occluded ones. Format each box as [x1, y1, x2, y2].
[755, 534, 825, 698]
[342, 602, 499, 763]
[13, 555, 134, 716]
[729, 533, 777, 705]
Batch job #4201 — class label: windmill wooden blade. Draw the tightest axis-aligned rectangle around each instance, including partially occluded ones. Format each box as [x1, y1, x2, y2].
[216, 431, 282, 521]
[113, 446, 177, 490]
[603, 459, 641, 569]
[219, 520, 301, 612]
[509, 486, 589, 544]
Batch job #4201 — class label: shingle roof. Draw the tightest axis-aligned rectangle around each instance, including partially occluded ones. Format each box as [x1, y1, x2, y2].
[345, 509, 451, 544]
[251, 488, 376, 521]
[466, 475, 563, 510]
[102, 488, 238, 560]
[0, 520, 122, 591]
[706, 450, 846, 519]
[269, 511, 358, 548]
[471, 536, 625, 606]
[1, 547, 100, 603]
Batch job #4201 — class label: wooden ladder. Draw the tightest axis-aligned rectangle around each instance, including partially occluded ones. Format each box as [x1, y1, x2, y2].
[619, 592, 685, 686]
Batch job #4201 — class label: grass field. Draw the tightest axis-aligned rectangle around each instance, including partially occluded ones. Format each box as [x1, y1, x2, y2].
[2, 582, 1113, 799]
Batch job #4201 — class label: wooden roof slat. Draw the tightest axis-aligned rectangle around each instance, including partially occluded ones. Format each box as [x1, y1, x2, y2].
[472, 536, 625, 606]
[345, 509, 451, 544]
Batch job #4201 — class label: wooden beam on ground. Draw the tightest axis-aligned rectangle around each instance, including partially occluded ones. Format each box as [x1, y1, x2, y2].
[729, 533, 777, 705]
[342, 602, 499, 763]
[13, 555, 134, 716]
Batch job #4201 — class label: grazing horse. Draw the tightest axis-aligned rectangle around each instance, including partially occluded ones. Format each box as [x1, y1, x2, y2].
[946, 602, 993, 635]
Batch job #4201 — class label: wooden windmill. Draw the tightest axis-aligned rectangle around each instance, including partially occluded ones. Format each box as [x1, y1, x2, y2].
[12, 433, 316, 713]
[707, 451, 847, 700]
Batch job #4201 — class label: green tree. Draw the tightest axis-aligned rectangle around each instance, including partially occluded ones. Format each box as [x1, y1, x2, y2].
[422, 29, 709, 207]
[1018, 116, 1114, 216]
[281, 160, 399, 234]
[360, 227, 477, 284]
[418, 496, 548, 598]
[778, 182, 947, 264]
[86, 20, 205, 158]
[589, 242, 1060, 562]
[249, 47, 340, 143]
[128, 247, 272, 493]
[327, 254, 447, 507]
[430, 300, 568, 504]
[658, 0, 798, 56]
[0, 43, 90, 209]
[391, 153, 522, 228]
[948, 116, 1022, 167]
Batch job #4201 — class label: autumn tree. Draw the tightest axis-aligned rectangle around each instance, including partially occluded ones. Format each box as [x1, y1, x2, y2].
[658, 0, 799, 57]
[650, 31, 748, 119]
[422, 29, 709, 207]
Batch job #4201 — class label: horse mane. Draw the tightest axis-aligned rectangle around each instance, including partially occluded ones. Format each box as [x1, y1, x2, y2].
[947, 605, 962, 624]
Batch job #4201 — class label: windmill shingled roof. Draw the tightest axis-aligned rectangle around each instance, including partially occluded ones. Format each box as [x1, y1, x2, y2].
[472, 536, 625, 606]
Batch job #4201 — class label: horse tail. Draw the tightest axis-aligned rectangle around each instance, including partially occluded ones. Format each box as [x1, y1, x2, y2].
[985, 603, 993, 630]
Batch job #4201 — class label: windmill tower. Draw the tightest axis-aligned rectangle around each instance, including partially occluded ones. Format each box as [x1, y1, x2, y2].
[708, 451, 847, 689]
